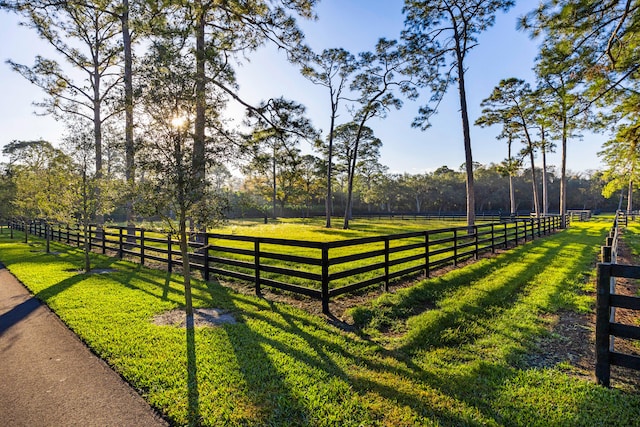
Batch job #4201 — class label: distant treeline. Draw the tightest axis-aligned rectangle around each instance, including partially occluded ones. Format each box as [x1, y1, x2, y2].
[105, 164, 619, 222]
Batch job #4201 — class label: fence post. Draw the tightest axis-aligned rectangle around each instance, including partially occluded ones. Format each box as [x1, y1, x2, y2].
[321, 244, 330, 314]
[537, 218, 541, 237]
[140, 229, 146, 266]
[424, 231, 430, 278]
[118, 228, 123, 259]
[102, 226, 106, 254]
[474, 225, 479, 260]
[384, 237, 390, 292]
[595, 263, 612, 387]
[202, 232, 209, 281]
[88, 224, 93, 251]
[10, 222, 13, 239]
[514, 221, 519, 246]
[490, 223, 495, 254]
[601, 246, 612, 263]
[504, 222, 508, 249]
[254, 240, 261, 296]
[45, 222, 51, 253]
[167, 233, 173, 273]
[453, 229, 458, 266]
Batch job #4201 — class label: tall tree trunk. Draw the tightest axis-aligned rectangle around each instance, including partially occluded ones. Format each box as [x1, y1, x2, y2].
[628, 178, 633, 214]
[541, 145, 548, 215]
[560, 114, 568, 225]
[191, 2, 207, 235]
[527, 148, 540, 217]
[343, 120, 367, 229]
[272, 145, 277, 219]
[179, 214, 193, 317]
[508, 137, 516, 215]
[83, 221, 91, 273]
[93, 61, 103, 229]
[82, 169, 91, 273]
[325, 112, 336, 228]
[454, 37, 475, 228]
[175, 127, 194, 316]
[122, 0, 136, 242]
[509, 175, 516, 216]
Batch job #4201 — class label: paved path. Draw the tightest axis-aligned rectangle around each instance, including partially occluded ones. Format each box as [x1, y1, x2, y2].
[0, 263, 168, 427]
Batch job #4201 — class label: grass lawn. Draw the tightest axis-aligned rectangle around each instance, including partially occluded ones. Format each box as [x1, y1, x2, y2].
[1, 220, 639, 426]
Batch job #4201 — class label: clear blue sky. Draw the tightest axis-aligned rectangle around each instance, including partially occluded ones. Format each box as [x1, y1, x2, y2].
[0, 1, 606, 175]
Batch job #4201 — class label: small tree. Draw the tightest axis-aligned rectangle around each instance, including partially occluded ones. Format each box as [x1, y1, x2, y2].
[300, 48, 357, 227]
[3, 0, 125, 229]
[243, 98, 317, 218]
[476, 78, 542, 216]
[3, 140, 74, 247]
[600, 122, 640, 213]
[63, 122, 117, 272]
[343, 38, 417, 229]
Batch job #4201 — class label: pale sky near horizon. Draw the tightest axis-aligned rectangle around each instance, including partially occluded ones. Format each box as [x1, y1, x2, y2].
[0, 1, 607, 176]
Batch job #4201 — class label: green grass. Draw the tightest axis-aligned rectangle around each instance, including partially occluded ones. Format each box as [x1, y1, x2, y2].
[623, 219, 640, 260]
[1, 221, 639, 426]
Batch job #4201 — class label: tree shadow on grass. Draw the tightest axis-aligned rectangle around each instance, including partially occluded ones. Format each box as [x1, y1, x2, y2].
[14, 223, 634, 425]
[388, 226, 640, 424]
[185, 314, 199, 426]
[198, 278, 484, 425]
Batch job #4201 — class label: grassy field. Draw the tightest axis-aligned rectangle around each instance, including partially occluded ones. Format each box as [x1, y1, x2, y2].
[1, 219, 639, 426]
[40, 217, 554, 293]
[121, 216, 468, 237]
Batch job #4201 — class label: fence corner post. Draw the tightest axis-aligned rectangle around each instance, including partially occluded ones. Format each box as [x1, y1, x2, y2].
[595, 263, 612, 387]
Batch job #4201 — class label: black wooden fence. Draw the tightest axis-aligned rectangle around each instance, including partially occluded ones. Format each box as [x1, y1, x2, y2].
[596, 212, 640, 386]
[9, 216, 562, 313]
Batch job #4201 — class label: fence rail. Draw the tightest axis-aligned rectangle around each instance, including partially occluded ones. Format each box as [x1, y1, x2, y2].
[9, 216, 563, 313]
[596, 211, 640, 387]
